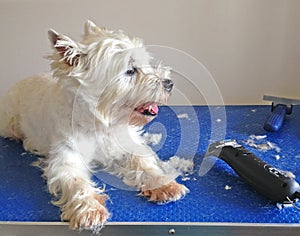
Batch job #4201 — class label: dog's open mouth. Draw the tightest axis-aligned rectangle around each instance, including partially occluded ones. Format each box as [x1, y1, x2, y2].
[135, 102, 159, 116]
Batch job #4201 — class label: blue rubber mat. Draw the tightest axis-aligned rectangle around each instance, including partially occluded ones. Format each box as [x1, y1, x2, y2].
[1, 106, 300, 223]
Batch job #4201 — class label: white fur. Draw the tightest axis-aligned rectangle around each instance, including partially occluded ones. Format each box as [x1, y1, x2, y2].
[0, 20, 188, 232]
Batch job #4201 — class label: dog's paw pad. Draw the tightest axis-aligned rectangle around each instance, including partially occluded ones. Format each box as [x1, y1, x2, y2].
[141, 181, 189, 203]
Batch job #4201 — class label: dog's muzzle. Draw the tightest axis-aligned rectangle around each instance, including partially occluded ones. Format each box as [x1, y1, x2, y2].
[162, 79, 174, 93]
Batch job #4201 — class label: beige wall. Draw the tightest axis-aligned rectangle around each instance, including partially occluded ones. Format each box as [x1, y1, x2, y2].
[0, 0, 299, 105]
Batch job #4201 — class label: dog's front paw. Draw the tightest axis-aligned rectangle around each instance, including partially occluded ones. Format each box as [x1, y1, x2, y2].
[70, 204, 109, 231]
[62, 194, 109, 232]
[141, 181, 189, 204]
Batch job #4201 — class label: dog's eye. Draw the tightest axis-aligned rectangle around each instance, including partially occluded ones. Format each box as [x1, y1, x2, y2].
[125, 67, 137, 76]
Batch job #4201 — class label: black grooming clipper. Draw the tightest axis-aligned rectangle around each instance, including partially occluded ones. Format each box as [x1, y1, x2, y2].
[199, 140, 300, 204]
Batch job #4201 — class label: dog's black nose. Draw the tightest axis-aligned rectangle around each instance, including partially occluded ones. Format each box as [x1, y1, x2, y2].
[162, 79, 174, 92]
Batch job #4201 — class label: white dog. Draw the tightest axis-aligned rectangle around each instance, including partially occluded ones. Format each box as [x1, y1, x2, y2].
[0, 20, 188, 231]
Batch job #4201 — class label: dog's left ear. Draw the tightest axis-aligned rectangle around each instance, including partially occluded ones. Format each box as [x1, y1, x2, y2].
[48, 29, 82, 67]
[84, 20, 101, 36]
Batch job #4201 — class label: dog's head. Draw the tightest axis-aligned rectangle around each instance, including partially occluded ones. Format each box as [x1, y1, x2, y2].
[47, 20, 173, 126]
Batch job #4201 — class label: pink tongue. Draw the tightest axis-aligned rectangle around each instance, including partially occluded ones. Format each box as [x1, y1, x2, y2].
[149, 104, 159, 114]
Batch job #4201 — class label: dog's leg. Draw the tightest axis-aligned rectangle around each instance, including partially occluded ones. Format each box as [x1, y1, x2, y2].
[44, 145, 109, 231]
[121, 154, 189, 204]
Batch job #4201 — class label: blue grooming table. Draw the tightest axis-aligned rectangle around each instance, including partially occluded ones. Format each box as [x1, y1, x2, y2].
[1, 106, 300, 235]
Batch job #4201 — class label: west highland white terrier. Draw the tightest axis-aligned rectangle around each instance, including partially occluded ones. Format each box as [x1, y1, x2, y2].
[0, 20, 189, 231]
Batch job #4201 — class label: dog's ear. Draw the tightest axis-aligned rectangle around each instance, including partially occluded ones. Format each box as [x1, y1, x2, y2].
[84, 20, 100, 36]
[48, 29, 81, 67]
